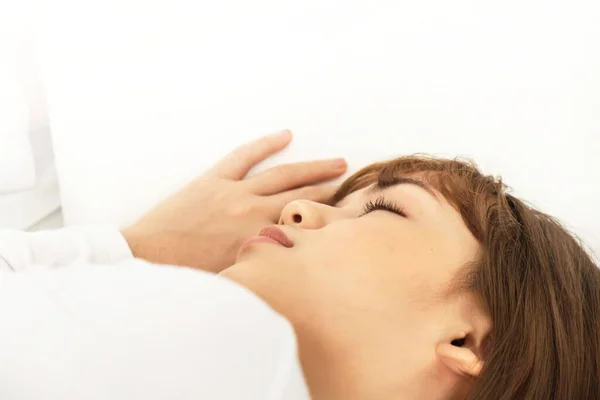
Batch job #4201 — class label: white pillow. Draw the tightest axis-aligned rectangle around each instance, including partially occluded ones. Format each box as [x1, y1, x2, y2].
[37, 0, 600, 255]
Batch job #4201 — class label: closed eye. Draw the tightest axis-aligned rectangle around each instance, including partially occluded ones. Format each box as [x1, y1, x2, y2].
[360, 196, 407, 218]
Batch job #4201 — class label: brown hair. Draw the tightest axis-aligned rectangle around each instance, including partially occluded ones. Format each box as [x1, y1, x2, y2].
[332, 155, 600, 399]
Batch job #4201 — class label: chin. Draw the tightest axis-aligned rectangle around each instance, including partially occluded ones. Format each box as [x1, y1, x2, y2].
[220, 259, 298, 307]
[235, 240, 280, 262]
[219, 259, 262, 284]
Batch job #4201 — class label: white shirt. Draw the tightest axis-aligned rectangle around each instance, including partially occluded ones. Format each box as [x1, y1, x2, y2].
[0, 226, 310, 400]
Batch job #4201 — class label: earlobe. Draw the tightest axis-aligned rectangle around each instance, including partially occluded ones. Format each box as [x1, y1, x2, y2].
[437, 342, 483, 377]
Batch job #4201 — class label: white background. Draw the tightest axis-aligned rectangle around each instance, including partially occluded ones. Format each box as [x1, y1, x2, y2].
[31, 0, 600, 257]
[0, 1, 60, 229]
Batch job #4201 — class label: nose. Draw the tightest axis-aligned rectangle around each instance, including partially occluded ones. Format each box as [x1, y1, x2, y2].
[279, 200, 330, 229]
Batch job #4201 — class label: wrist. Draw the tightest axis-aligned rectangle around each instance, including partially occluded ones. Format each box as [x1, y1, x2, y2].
[119, 229, 197, 269]
[120, 228, 169, 263]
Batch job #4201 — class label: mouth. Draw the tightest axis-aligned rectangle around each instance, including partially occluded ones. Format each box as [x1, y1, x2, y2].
[241, 226, 295, 249]
[258, 226, 294, 247]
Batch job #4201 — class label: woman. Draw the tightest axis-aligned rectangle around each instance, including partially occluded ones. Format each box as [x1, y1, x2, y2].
[2, 132, 599, 399]
[220, 155, 600, 399]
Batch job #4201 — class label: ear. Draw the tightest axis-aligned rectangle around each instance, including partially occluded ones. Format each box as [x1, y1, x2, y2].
[436, 342, 483, 378]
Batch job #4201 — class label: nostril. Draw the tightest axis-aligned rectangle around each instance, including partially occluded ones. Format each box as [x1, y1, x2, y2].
[293, 214, 303, 224]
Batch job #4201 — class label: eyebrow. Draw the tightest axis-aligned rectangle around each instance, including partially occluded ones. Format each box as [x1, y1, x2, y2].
[368, 176, 440, 202]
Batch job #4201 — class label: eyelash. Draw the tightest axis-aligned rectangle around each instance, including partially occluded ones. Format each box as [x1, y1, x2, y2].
[361, 196, 407, 218]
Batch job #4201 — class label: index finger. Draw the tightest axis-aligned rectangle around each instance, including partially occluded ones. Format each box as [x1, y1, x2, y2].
[207, 130, 292, 180]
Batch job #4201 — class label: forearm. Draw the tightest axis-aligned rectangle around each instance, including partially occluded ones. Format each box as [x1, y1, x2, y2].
[121, 229, 222, 272]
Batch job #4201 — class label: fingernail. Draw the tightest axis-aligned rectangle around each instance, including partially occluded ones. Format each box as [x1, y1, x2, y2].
[271, 129, 292, 140]
[332, 158, 347, 169]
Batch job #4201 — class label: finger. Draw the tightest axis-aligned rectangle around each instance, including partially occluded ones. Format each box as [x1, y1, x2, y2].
[248, 158, 347, 195]
[207, 130, 293, 180]
[268, 185, 339, 218]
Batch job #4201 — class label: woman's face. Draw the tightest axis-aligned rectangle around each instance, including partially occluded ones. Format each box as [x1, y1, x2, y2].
[221, 177, 487, 399]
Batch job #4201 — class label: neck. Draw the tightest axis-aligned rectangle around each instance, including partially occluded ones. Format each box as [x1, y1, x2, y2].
[295, 322, 363, 399]
[293, 320, 433, 400]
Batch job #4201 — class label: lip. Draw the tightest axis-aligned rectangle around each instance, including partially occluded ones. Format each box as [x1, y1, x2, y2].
[242, 226, 295, 249]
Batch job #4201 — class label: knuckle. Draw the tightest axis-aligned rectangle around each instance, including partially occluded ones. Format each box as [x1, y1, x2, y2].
[232, 144, 257, 161]
[248, 138, 273, 156]
[273, 165, 295, 181]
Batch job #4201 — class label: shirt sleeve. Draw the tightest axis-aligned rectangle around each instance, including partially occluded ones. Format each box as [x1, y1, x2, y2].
[0, 257, 310, 400]
[0, 225, 133, 271]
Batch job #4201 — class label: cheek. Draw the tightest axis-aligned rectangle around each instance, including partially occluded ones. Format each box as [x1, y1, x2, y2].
[309, 224, 388, 268]
[326, 224, 446, 300]
[303, 224, 432, 305]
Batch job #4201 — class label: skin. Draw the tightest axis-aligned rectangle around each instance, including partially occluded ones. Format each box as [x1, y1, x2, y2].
[221, 179, 491, 399]
[123, 130, 347, 272]
[125, 131, 491, 398]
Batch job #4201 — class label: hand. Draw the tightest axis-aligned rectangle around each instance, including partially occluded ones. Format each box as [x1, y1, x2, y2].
[121, 130, 347, 273]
